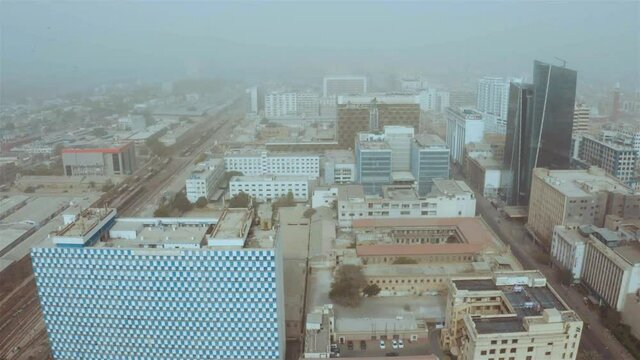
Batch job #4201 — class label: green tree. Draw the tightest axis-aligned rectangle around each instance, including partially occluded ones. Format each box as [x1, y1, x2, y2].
[88, 181, 96, 189]
[193, 153, 207, 164]
[329, 265, 367, 307]
[154, 206, 171, 217]
[101, 179, 115, 192]
[91, 127, 108, 137]
[172, 192, 193, 213]
[228, 192, 250, 208]
[195, 196, 208, 208]
[24, 186, 36, 193]
[145, 138, 167, 156]
[393, 257, 418, 265]
[362, 284, 381, 297]
[303, 208, 316, 219]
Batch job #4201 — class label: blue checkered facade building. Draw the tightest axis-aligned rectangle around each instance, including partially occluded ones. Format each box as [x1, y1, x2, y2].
[31, 247, 285, 360]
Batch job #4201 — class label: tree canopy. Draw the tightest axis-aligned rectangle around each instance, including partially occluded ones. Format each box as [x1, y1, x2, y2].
[329, 265, 367, 307]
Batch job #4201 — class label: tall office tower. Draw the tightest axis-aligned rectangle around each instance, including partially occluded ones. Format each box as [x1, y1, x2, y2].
[503, 83, 535, 205]
[477, 77, 510, 134]
[418, 88, 451, 113]
[336, 95, 420, 149]
[245, 86, 260, 114]
[503, 61, 577, 205]
[323, 76, 367, 97]
[31, 208, 286, 360]
[532, 60, 577, 169]
[411, 134, 451, 196]
[572, 103, 590, 134]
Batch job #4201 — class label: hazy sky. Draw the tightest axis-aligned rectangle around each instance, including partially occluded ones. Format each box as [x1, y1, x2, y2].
[1, 1, 638, 98]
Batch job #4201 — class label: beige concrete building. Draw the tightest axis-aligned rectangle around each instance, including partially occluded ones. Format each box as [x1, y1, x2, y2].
[572, 103, 590, 134]
[441, 271, 582, 360]
[527, 167, 639, 249]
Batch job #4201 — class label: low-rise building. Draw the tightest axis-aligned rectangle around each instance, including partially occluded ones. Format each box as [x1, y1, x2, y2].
[185, 159, 224, 203]
[466, 157, 506, 198]
[441, 271, 582, 360]
[311, 187, 338, 209]
[62, 142, 137, 176]
[338, 180, 476, 228]
[229, 175, 309, 202]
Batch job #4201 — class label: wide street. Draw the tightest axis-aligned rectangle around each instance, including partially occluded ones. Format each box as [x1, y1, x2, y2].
[474, 192, 634, 360]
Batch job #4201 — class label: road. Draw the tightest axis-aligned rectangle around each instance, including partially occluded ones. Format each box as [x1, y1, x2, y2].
[475, 193, 634, 360]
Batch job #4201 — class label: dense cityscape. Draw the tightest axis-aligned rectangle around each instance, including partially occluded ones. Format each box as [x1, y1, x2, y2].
[1, 2, 639, 360]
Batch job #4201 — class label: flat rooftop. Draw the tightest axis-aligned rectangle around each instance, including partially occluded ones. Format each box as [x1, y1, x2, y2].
[391, 171, 416, 183]
[358, 140, 391, 150]
[230, 175, 309, 182]
[430, 179, 473, 196]
[471, 156, 504, 170]
[364, 263, 491, 278]
[58, 208, 114, 237]
[414, 134, 446, 147]
[189, 159, 223, 179]
[473, 316, 525, 334]
[454, 279, 498, 291]
[324, 150, 355, 163]
[536, 168, 633, 197]
[106, 223, 207, 247]
[382, 186, 419, 201]
[210, 209, 252, 240]
[614, 244, 640, 265]
[337, 184, 365, 201]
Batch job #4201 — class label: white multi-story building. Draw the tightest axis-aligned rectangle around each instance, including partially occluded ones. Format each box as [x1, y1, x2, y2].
[446, 107, 485, 164]
[296, 92, 320, 117]
[224, 149, 320, 179]
[311, 187, 338, 208]
[418, 88, 450, 113]
[551, 224, 640, 311]
[323, 76, 367, 97]
[229, 176, 309, 202]
[337, 180, 476, 228]
[324, 150, 356, 185]
[383, 126, 415, 172]
[265, 92, 297, 118]
[476, 77, 522, 135]
[185, 159, 224, 203]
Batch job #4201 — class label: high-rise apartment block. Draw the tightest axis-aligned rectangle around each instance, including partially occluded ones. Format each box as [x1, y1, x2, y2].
[503, 61, 577, 205]
[323, 76, 367, 97]
[31, 208, 285, 360]
[477, 77, 511, 134]
[441, 271, 582, 360]
[224, 149, 320, 179]
[418, 88, 451, 113]
[527, 167, 640, 249]
[265, 92, 298, 118]
[446, 107, 485, 164]
[336, 95, 421, 149]
[411, 134, 451, 195]
[573, 134, 637, 186]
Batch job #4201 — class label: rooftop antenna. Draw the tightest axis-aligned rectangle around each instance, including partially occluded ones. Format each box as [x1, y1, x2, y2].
[554, 57, 567, 67]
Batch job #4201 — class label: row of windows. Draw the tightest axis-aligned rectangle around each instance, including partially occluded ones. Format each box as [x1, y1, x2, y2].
[33, 248, 274, 259]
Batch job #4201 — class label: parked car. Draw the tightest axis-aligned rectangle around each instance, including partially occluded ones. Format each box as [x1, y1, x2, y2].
[360, 340, 366, 350]
[379, 340, 386, 349]
[398, 339, 404, 349]
[347, 341, 353, 350]
[392, 339, 398, 349]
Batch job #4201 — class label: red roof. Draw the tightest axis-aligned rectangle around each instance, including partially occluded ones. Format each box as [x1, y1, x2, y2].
[62, 142, 132, 154]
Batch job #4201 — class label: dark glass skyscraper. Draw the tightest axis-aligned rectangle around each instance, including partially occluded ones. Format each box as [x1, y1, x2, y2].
[504, 61, 577, 205]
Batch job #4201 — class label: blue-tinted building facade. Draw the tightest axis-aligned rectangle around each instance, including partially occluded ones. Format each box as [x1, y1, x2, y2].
[31, 245, 285, 360]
